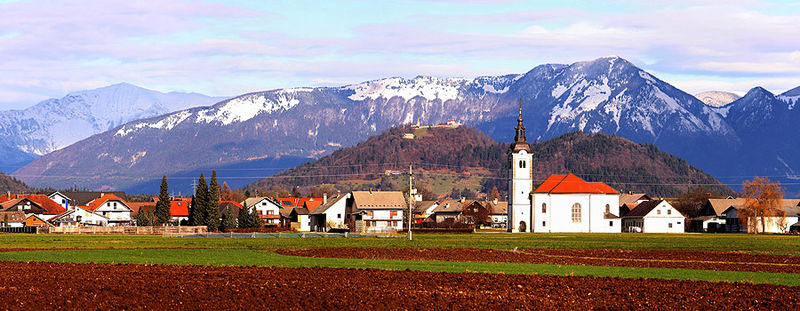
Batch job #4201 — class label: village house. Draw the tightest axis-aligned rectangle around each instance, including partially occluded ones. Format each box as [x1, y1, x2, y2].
[692, 198, 743, 232]
[619, 193, 652, 215]
[49, 206, 109, 226]
[48, 191, 127, 208]
[531, 173, 621, 233]
[170, 199, 192, 224]
[430, 198, 464, 223]
[486, 199, 508, 228]
[1, 194, 66, 220]
[25, 214, 52, 227]
[309, 193, 351, 232]
[622, 200, 686, 233]
[84, 194, 132, 226]
[243, 197, 282, 226]
[723, 199, 800, 233]
[347, 190, 406, 232]
[413, 200, 438, 224]
[0, 211, 25, 227]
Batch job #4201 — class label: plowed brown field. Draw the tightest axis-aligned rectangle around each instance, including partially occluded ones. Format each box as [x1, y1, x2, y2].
[1, 261, 798, 310]
[277, 248, 800, 273]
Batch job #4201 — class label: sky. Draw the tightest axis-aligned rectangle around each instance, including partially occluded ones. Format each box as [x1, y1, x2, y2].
[0, 0, 799, 109]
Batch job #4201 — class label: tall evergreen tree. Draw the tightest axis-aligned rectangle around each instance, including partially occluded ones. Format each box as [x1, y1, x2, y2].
[155, 176, 172, 225]
[191, 174, 208, 226]
[221, 207, 237, 231]
[248, 207, 263, 229]
[237, 205, 252, 228]
[187, 195, 196, 225]
[206, 170, 221, 231]
[136, 208, 155, 226]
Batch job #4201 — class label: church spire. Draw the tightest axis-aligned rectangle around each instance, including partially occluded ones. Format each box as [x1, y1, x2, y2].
[514, 99, 526, 143]
[509, 99, 531, 153]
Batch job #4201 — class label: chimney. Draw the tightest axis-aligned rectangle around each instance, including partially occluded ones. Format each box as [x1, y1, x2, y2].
[323, 193, 328, 204]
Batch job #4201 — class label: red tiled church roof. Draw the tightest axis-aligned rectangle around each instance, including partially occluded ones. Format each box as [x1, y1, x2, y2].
[534, 174, 619, 194]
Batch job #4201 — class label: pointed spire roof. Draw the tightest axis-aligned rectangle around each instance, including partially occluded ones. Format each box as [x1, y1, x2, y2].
[509, 99, 531, 153]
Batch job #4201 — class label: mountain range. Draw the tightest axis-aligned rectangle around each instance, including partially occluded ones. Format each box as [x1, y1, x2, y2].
[0, 83, 223, 172]
[11, 57, 800, 195]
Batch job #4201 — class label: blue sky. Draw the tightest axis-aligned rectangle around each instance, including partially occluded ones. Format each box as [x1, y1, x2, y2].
[1, 0, 799, 109]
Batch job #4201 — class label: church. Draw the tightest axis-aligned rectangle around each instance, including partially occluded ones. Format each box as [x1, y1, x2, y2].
[507, 104, 621, 233]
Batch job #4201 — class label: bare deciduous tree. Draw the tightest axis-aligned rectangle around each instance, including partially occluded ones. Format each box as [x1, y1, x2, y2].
[740, 177, 785, 234]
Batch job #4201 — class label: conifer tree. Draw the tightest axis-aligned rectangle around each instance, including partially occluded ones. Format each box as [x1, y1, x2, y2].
[206, 170, 221, 231]
[155, 176, 172, 225]
[221, 207, 237, 231]
[136, 208, 155, 226]
[248, 207, 263, 228]
[187, 195, 196, 225]
[238, 205, 252, 228]
[191, 174, 208, 226]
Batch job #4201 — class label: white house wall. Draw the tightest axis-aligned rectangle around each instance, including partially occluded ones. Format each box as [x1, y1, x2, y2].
[94, 200, 132, 224]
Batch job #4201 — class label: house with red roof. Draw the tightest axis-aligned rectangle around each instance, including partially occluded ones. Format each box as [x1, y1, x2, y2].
[531, 173, 621, 233]
[242, 197, 281, 226]
[85, 194, 133, 226]
[0, 194, 67, 220]
[49, 206, 109, 227]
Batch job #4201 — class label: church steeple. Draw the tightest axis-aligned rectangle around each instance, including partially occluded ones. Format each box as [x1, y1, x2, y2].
[514, 101, 526, 143]
[509, 99, 531, 153]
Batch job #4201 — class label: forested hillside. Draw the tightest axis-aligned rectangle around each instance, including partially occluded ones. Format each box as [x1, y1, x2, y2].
[248, 125, 731, 197]
[0, 172, 33, 193]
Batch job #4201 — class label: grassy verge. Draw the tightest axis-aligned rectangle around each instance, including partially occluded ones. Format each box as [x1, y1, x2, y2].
[0, 233, 798, 255]
[1, 248, 797, 286]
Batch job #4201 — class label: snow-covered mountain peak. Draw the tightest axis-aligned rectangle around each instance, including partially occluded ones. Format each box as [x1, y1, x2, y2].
[195, 91, 301, 125]
[695, 91, 741, 108]
[344, 76, 469, 102]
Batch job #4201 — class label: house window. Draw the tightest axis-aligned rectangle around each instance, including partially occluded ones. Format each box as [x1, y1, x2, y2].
[541, 203, 546, 213]
[571, 203, 581, 223]
[542, 221, 546, 227]
[519, 160, 526, 168]
[605, 204, 610, 213]
[657, 210, 661, 215]
[262, 202, 267, 205]
[609, 221, 613, 227]
[337, 213, 341, 219]
[667, 210, 672, 215]
[677, 221, 681, 225]
[668, 223, 673, 228]
[266, 210, 274, 215]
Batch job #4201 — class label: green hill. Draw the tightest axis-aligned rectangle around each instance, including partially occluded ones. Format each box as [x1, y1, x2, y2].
[247, 125, 731, 198]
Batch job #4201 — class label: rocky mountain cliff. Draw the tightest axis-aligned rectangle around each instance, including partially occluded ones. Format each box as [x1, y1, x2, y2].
[13, 57, 800, 195]
[0, 83, 223, 172]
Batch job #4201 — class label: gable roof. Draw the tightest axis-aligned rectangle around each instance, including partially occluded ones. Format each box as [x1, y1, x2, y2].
[171, 199, 192, 217]
[351, 191, 406, 211]
[310, 193, 350, 215]
[413, 200, 438, 214]
[705, 198, 747, 216]
[48, 206, 109, 222]
[487, 201, 508, 215]
[619, 193, 650, 205]
[275, 197, 323, 209]
[534, 174, 619, 194]
[128, 202, 156, 217]
[0, 194, 66, 214]
[86, 194, 129, 212]
[432, 199, 466, 213]
[25, 214, 53, 226]
[53, 191, 126, 206]
[624, 200, 684, 218]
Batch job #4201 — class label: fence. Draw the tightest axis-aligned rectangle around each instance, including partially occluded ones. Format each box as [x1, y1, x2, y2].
[39, 226, 208, 235]
[167, 232, 397, 238]
[0, 227, 38, 234]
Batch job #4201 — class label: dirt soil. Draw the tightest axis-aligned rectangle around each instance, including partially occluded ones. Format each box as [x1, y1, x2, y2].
[276, 248, 800, 273]
[1, 261, 798, 310]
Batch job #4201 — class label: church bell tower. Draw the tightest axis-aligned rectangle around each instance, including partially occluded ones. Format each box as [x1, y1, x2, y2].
[507, 100, 533, 232]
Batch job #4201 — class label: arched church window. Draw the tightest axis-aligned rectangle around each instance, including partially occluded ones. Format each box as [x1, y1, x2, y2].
[541, 203, 546, 213]
[571, 203, 582, 223]
[605, 204, 610, 213]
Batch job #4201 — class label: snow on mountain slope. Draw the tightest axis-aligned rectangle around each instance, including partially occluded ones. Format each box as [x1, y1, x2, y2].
[0, 83, 223, 171]
[778, 86, 800, 110]
[16, 56, 778, 194]
[695, 91, 741, 108]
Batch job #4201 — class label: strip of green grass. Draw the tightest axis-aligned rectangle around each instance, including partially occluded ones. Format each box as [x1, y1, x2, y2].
[1, 233, 798, 255]
[1, 248, 797, 286]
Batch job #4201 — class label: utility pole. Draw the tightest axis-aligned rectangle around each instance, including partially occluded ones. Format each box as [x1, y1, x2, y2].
[407, 164, 414, 241]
